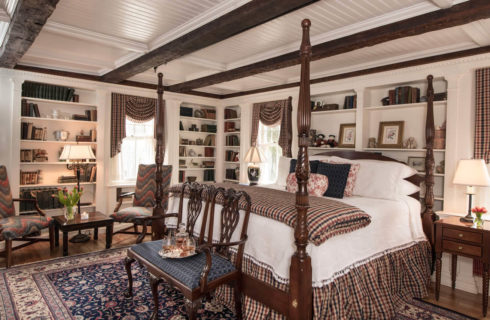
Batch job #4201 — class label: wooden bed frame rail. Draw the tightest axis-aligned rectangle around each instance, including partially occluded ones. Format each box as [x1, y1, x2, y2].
[151, 19, 437, 320]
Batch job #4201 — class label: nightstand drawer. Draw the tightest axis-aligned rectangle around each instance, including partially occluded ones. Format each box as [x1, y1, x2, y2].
[443, 228, 482, 244]
[443, 240, 481, 257]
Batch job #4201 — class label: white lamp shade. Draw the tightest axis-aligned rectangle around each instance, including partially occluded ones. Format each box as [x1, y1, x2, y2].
[243, 146, 264, 164]
[59, 145, 96, 162]
[453, 159, 490, 187]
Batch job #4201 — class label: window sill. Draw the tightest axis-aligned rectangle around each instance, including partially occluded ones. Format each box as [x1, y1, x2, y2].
[106, 180, 136, 188]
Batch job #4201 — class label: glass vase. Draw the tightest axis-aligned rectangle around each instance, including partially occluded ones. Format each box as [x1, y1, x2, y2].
[64, 206, 75, 220]
[475, 213, 484, 229]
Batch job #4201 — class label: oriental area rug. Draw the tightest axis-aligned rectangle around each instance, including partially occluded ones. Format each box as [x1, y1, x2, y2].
[0, 248, 476, 320]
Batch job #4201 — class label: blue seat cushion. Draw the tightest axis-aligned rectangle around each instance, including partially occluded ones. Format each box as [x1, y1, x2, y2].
[0, 215, 51, 241]
[111, 207, 152, 223]
[131, 240, 236, 289]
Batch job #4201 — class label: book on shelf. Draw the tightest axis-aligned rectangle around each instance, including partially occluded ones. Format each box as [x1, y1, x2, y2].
[179, 170, 185, 183]
[21, 100, 41, 117]
[386, 86, 420, 105]
[203, 109, 216, 120]
[343, 95, 357, 109]
[203, 135, 216, 146]
[58, 175, 78, 183]
[203, 169, 215, 182]
[19, 187, 65, 212]
[224, 121, 236, 132]
[180, 106, 193, 117]
[22, 82, 75, 102]
[20, 149, 48, 162]
[202, 161, 215, 168]
[20, 170, 40, 185]
[225, 150, 239, 162]
[201, 124, 217, 133]
[226, 168, 239, 180]
[224, 108, 238, 119]
[76, 134, 92, 142]
[204, 147, 214, 157]
[226, 135, 240, 146]
[21, 122, 47, 140]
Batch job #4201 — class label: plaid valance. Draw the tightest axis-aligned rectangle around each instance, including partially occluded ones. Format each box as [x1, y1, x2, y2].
[110, 93, 158, 157]
[475, 68, 490, 163]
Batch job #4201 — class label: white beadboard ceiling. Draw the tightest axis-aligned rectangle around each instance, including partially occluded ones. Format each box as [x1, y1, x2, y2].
[16, 0, 489, 95]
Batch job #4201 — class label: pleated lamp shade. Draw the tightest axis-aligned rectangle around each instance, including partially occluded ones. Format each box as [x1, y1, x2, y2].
[59, 145, 96, 162]
[243, 146, 264, 164]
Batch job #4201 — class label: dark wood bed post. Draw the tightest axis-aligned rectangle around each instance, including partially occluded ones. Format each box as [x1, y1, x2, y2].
[289, 19, 313, 320]
[422, 74, 438, 245]
[152, 72, 166, 240]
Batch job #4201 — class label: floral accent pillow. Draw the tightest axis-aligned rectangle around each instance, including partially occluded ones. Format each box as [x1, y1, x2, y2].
[286, 173, 329, 197]
[322, 160, 360, 197]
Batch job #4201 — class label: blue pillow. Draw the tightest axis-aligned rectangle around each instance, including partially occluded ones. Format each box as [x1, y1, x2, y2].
[289, 159, 320, 174]
[316, 162, 351, 198]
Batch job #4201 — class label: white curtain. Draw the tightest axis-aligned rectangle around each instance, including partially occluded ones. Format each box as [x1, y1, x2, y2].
[257, 122, 282, 185]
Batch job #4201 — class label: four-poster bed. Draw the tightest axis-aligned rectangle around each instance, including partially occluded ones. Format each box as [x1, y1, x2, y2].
[149, 19, 438, 320]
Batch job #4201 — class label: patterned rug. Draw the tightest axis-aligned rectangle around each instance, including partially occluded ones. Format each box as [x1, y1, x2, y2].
[0, 248, 476, 320]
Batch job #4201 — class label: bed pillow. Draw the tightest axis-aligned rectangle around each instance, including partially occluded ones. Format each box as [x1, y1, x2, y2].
[289, 159, 320, 174]
[316, 162, 351, 198]
[322, 160, 360, 197]
[276, 156, 292, 188]
[286, 173, 329, 197]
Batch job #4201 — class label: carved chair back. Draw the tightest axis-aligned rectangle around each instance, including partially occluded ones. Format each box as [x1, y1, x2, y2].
[0, 166, 15, 218]
[207, 187, 251, 269]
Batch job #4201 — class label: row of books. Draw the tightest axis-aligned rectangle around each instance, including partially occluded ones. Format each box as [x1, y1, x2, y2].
[224, 122, 239, 132]
[226, 135, 240, 146]
[225, 150, 239, 162]
[76, 130, 97, 142]
[180, 106, 217, 119]
[73, 110, 97, 121]
[343, 95, 357, 109]
[201, 124, 217, 133]
[20, 149, 48, 162]
[21, 122, 47, 140]
[21, 100, 41, 117]
[20, 170, 40, 185]
[203, 135, 216, 146]
[22, 82, 76, 102]
[18, 188, 64, 212]
[178, 171, 186, 183]
[224, 108, 239, 119]
[203, 169, 215, 182]
[226, 169, 239, 181]
[386, 86, 421, 105]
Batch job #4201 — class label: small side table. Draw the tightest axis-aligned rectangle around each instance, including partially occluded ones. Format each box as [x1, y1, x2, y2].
[435, 216, 490, 317]
[53, 211, 114, 256]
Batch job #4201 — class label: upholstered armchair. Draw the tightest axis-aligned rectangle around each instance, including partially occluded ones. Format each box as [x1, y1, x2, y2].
[111, 164, 172, 243]
[0, 165, 55, 268]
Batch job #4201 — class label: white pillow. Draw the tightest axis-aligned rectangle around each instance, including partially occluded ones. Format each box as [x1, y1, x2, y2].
[276, 156, 292, 187]
[399, 179, 420, 196]
[326, 156, 414, 200]
[309, 155, 333, 161]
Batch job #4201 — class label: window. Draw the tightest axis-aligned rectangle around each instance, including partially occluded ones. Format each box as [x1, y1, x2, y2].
[116, 118, 155, 181]
[257, 122, 282, 184]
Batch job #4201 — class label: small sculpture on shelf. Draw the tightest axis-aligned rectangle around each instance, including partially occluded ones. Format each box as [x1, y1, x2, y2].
[436, 160, 445, 174]
[368, 137, 377, 148]
[403, 137, 418, 149]
[315, 134, 326, 147]
[325, 135, 338, 148]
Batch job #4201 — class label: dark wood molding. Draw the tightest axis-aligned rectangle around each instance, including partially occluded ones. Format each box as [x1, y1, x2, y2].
[168, 0, 490, 93]
[221, 45, 490, 99]
[0, 0, 59, 68]
[100, 0, 318, 83]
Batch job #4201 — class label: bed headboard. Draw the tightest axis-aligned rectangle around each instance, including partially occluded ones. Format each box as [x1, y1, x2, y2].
[312, 150, 424, 200]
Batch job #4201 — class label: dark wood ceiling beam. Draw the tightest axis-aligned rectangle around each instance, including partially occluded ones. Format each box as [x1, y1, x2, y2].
[168, 0, 490, 92]
[101, 0, 319, 83]
[0, 0, 59, 68]
[220, 45, 490, 99]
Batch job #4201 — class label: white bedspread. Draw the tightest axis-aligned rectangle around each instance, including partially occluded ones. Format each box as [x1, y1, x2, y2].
[168, 185, 426, 288]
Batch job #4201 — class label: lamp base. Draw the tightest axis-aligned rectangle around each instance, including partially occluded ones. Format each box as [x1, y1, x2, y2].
[247, 166, 260, 186]
[460, 214, 474, 223]
[69, 232, 91, 243]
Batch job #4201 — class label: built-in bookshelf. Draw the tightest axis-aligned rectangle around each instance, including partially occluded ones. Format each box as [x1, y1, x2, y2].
[223, 106, 241, 183]
[178, 103, 217, 183]
[17, 81, 98, 215]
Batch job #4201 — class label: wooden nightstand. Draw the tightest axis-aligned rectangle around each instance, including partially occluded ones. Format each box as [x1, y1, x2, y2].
[435, 216, 490, 316]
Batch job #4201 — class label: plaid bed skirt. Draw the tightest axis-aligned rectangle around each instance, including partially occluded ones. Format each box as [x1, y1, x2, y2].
[214, 240, 431, 320]
[169, 183, 371, 245]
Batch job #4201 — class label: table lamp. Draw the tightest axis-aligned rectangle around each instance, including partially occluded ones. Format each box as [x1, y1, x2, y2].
[453, 159, 490, 223]
[243, 146, 264, 186]
[59, 145, 96, 242]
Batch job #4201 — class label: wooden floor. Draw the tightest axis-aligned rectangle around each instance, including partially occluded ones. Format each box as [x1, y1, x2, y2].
[0, 232, 487, 319]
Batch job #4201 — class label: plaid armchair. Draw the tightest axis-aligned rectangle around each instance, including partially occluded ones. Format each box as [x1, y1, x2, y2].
[111, 164, 172, 243]
[0, 165, 55, 267]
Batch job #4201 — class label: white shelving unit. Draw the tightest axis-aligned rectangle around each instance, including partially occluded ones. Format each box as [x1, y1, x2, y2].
[178, 103, 217, 183]
[18, 83, 98, 215]
[223, 106, 241, 183]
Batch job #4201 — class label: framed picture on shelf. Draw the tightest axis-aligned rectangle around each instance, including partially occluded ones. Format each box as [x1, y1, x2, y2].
[377, 121, 404, 148]
[338, 123, 356, 148]
[407, 157, 425, 172]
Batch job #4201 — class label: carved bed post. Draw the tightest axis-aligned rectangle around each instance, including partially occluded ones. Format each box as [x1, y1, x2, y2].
[152, 72, 166, 240]
[289, 19, 313, 320]
[422, 74, 438, 245]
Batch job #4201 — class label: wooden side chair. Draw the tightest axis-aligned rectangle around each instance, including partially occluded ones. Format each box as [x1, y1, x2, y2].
[111, 164, 172, 243]
[126, 186, 251, 320]
[0, 165, 55, 267]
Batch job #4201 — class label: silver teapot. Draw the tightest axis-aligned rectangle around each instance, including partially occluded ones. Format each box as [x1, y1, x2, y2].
[53, 130, 69, 141]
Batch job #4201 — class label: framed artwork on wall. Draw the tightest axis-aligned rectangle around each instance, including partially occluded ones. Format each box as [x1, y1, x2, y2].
[377, 121, 404, 148]
[338, 123, 356, 148]
[407, 156, 426, 172]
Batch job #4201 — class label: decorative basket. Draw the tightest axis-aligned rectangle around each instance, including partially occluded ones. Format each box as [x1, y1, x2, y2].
[434, 129, 445, 149]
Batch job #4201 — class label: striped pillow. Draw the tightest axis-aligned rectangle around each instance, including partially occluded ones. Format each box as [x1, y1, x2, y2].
[286, 173, 329, 197]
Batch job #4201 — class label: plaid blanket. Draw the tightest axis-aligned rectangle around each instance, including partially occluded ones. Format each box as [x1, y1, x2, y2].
[169, 183, 371, 245]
